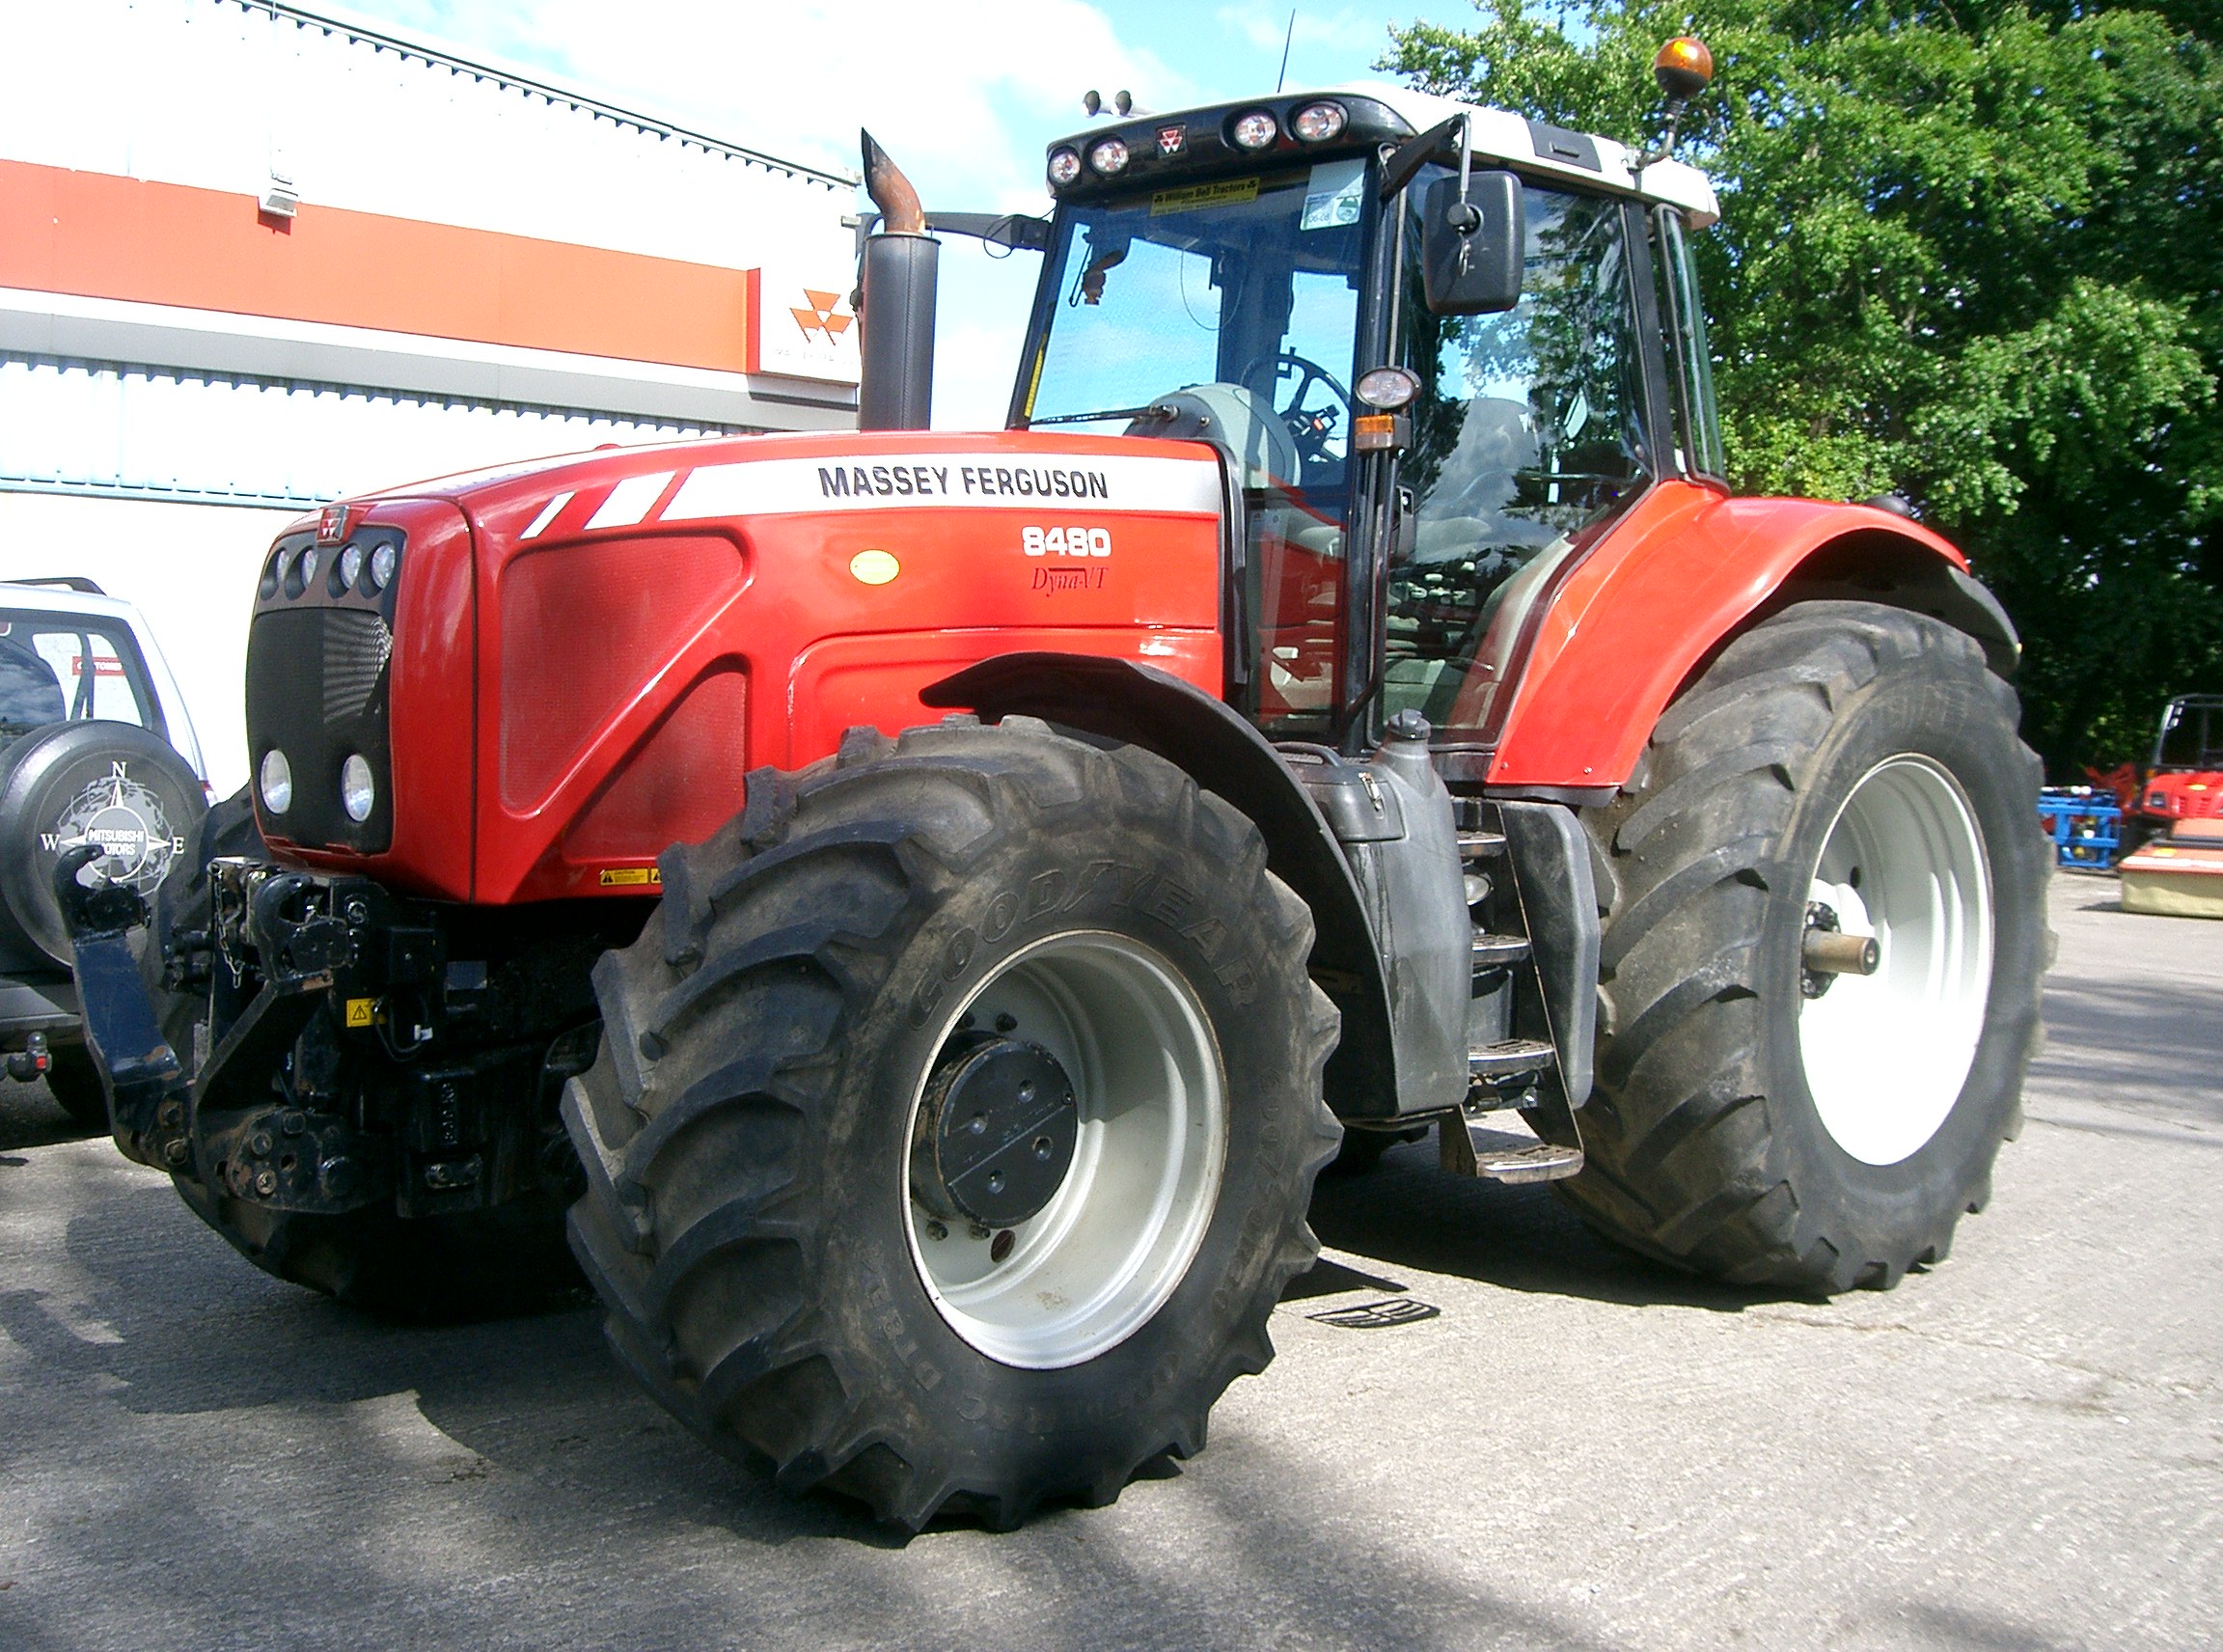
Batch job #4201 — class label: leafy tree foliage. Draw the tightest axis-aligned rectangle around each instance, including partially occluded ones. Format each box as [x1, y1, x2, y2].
[1386, 0, 2223, 773]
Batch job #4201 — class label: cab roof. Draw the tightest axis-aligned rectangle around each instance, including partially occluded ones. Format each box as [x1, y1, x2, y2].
[1045, 81, 1719, 228]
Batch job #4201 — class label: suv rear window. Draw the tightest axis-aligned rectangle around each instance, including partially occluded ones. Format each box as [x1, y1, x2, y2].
[0, 611, 160, 739]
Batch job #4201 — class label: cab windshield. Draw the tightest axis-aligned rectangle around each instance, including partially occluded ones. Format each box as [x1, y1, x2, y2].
[1023, 162, 1369, 486]
[1022, 161, 1373, 735]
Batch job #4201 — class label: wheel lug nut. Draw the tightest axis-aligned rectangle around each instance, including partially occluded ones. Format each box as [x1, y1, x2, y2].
[1033, 1135, 1053, 1159]
[986, 1170, 1005, 1194]
[924, 1219, 948, 1242]
[995, 1013, 1017, 1033]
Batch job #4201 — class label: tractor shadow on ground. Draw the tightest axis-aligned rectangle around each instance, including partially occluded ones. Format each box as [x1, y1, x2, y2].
[1300, 1139, 1793, 1313]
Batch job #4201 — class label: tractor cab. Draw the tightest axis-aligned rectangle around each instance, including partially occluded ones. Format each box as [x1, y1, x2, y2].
[1014, 86, 1725, 765]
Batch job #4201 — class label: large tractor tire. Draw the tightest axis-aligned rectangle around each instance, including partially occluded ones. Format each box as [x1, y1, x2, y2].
[151, 790, 581, 1320]
[565, 717, 1340, 1529]
[1548, 603, 2049, 1294]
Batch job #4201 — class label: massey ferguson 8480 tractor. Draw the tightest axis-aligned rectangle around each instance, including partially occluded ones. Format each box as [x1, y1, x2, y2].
[66, 45, 2047, 1529]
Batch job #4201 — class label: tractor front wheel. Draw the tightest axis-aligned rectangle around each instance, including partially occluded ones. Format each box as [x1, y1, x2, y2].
[565, 718, 1339, 1528]
[1552, 602, 2050, 1294]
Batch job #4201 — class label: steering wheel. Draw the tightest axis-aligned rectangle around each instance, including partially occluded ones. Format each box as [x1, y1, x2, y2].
[1241, 351, 1353, 468]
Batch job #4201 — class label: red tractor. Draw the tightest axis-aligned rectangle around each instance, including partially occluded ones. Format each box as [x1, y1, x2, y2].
[2094, 694, 2223, 846]
[65, 49, 2048, 1529]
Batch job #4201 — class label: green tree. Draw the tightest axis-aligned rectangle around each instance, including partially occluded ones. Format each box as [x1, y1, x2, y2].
[1386, 0, 2223, 775]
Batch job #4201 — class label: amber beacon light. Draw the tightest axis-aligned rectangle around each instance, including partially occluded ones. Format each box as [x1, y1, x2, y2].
[1654, 37, 1715, 102]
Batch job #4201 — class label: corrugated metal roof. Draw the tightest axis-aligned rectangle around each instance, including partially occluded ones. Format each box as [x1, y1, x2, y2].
[244, 2, 855, 189]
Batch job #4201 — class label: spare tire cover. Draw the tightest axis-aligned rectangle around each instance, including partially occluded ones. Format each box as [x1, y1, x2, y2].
[0, 721, 206, 966]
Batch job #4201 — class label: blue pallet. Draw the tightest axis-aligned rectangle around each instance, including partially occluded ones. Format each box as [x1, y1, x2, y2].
[2038, 789, 2123, 870]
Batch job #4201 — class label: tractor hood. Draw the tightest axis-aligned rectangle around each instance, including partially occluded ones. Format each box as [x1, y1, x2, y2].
[260, 430, 1229, 903]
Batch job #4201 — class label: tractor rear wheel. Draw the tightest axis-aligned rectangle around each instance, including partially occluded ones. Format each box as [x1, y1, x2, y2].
[1550, 602, 2049, 1294]
[152, 790, 581, 1319]
[565, 717, 1339, 1529]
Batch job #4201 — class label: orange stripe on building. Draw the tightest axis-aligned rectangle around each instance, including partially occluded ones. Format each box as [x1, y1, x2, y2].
[0, 158, 762, 375]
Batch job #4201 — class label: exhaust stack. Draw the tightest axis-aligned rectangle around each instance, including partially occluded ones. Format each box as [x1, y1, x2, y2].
[857, 130, 938, 431]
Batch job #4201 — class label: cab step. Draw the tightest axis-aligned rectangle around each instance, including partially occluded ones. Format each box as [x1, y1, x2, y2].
[1468, 1037, 1555, 1081]
[1470, 932, 1532, 971]
[1457, 829, 1508, 862]
[1439, 1109, 1585, 1183]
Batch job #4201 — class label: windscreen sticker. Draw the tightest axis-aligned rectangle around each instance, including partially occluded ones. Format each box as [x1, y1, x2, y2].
[1151, 177, 1259, 216]
[661, 453, 1222, 519]
[1301, 159, 1364, 231]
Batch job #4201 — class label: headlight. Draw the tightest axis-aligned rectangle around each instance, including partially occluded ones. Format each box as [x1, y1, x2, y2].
[1087, 136, 1129, 175]
[259, 749, 293, 814]
[341, 754, 376, 823]
[1292, 101, 1347, 142]
[1231, 110, 1278, 151]
[1047, 147, 1083, 187]
[370, 543, 398, 592]
[297, 547, 318, 590]
[338, 544, 365, 591]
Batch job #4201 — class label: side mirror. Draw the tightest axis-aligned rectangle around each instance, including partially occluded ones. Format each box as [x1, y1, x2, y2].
[1420, 171, 1523, 316]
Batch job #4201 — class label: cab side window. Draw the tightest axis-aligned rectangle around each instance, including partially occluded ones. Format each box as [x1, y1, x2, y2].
[1385, 179, 1651, 733]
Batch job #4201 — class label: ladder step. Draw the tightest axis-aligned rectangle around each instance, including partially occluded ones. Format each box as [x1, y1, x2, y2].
[1468, 1038, 1556, 1080]
[1470, 932, 1531, 971]
[1458, 830, 1507, 861]
[1439, 1112, 1585, 1183]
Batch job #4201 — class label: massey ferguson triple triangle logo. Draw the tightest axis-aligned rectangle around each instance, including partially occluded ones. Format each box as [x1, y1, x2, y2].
[790, 289, 853, 344]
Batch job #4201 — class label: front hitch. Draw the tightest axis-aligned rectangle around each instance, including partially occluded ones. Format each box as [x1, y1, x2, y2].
[54, 842, 190, 1167]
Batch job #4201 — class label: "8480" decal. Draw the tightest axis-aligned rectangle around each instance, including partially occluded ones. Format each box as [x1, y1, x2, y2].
[1022, 524, 1112, 558]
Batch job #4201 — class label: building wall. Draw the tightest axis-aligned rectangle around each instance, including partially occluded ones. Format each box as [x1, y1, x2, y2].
[0, 1, 864, 797]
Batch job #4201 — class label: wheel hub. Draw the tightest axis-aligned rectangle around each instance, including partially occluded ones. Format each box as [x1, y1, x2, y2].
[912, 1034, 1079, 1229]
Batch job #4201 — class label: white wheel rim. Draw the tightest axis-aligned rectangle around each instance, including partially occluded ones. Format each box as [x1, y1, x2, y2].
[1799, 755, 1993, 1166]
[903, 931, 1226, 1369]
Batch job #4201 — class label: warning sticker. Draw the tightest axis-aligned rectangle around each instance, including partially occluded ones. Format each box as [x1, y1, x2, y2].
[598, 867, 662, 888]
[1152, 177, 1259, 216]
[343, 998, 380, 1029]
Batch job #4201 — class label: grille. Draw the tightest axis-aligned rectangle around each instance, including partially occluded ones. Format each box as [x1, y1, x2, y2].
[247, 606, 395, 853]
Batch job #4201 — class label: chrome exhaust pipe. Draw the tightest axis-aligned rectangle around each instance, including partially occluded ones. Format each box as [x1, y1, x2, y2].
[858, 130, 937, 431]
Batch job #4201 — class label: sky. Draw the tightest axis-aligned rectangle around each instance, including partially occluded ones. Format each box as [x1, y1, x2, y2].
[331, 0, 1441, 426]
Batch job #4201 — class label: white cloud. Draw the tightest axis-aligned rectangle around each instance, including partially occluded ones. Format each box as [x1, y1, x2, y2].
[1212, 5, 1391, 59]
[345, 0, 1196, 423]
[378, 0, 1188, 206]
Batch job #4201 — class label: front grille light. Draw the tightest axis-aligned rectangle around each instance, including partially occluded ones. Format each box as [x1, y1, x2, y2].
[370, 543, 398, 592]
[341, 754, 376, 823]
[260, 748, 293, 813]
[338, 544, 364, 592]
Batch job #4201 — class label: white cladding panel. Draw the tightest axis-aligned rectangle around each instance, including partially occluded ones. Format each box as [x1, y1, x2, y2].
[0, 0, 853, 275]
[0, 356, 739, 509]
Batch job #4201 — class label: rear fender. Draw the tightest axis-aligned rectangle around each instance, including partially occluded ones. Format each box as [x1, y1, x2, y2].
[1487, 488, 2019, 796]
[923, 653, 1404, 1119]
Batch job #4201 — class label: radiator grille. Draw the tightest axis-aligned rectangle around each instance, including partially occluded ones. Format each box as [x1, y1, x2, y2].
[247, 604, 394, 853]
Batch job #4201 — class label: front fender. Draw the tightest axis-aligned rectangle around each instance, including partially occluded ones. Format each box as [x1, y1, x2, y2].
[923, 652, 1402, 1119]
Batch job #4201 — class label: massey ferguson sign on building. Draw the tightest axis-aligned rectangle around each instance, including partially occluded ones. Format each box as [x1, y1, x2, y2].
[0, 0, 858, 793]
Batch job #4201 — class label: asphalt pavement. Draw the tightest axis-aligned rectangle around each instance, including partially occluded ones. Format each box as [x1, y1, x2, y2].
[2, 870, 2216, 1650]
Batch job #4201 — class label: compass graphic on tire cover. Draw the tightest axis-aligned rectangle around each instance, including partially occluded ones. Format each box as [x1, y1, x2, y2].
[49, 765, 181, 892]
